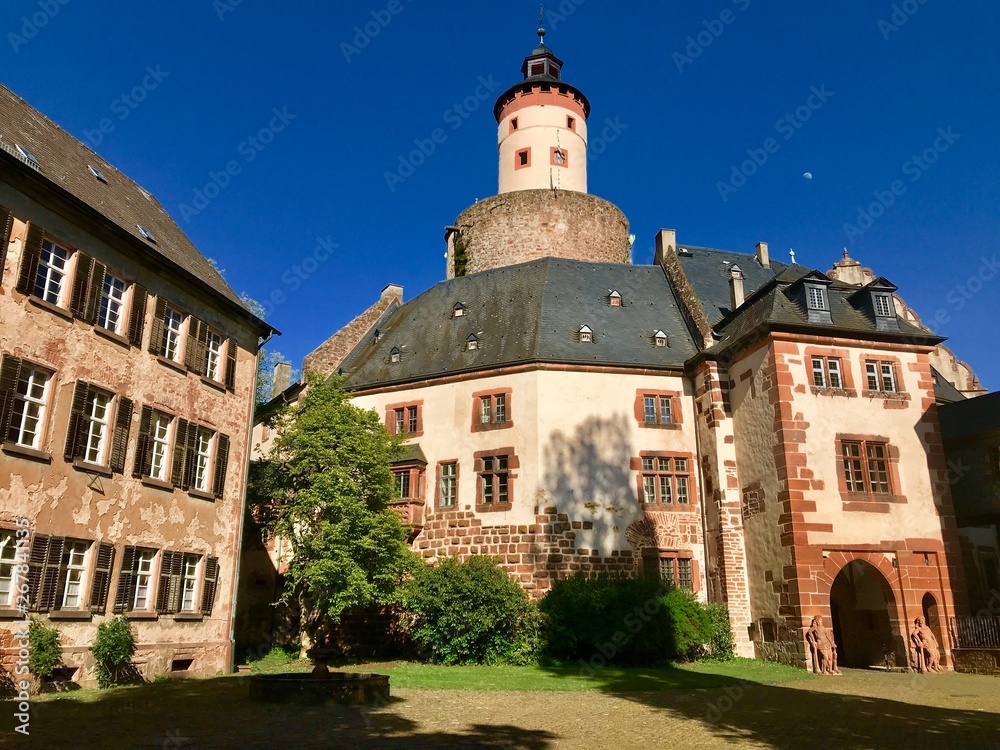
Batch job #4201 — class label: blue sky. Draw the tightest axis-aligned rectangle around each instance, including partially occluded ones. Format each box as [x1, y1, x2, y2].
[3, 1, 999, 388]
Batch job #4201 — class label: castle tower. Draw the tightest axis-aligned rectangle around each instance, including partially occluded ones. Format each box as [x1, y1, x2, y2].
[446, 26, 630, 278]
[495, 27, 590, 194]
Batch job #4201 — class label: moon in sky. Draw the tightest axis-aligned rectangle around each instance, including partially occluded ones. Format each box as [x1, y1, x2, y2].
[803, 172, 813, 180]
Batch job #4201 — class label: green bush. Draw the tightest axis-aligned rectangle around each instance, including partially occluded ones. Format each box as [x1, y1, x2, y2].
[28, 619, 62, 680]
[403, 556, 542, 665]
[541, 574, 676, 666]
[662, 588, 712, 660]
[91, 615, 139, 688]
[704, 603, 736, 660]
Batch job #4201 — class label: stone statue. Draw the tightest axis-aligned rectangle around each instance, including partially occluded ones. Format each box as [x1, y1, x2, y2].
[910, 617, 943, 673]
[806, 616, 841, 675]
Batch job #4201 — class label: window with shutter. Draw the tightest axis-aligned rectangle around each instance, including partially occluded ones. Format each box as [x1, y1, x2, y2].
[225, 340, 237, 391]
[156, 551, 184, 614]
[113, 545, 137, 613]
[26, 534, 50, 612]
[0, 205, 13, 278]
[64, 381, 91, 461]
[185, 318, 209, 374]
[128, 285, 148, 347]
[148, 297, 167, 355]
[201, 556, 219, 615]
[70, 253, 94, 318]
[109, 397, 133, 474]
[89, 542, 115, 613]
[173, 419, 192, 489]
[83, 260, 107, 325]
[36, 535, 65, 612]
[133, 406, 153, 478]
[0, 355, 24, 443]
[15, 223, 43, 296]
[212, 434, 230, 499]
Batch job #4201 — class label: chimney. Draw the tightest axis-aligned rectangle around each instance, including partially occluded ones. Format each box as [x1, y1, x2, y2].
[729, 266, 745, 311]
[756, 241, 769, 268]
[272, 362, 292, 398]
[380, 284, 403, 303]
[653, 228, 676, 266]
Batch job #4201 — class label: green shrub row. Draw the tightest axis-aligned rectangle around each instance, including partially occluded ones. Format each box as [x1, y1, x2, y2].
[25, 615, 139, 689]
[401, 556, 736, 667]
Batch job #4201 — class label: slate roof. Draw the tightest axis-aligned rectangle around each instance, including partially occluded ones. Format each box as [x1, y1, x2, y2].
[0, 83, 269, 328]
[676, 245, 788, 324]
[709, 265, 942, 356]
[342, 258, 698, 389]
[932, 368, 966, 405]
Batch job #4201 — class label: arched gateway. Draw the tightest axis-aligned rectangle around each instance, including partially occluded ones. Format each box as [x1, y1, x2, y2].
[829, 559, 906, 668]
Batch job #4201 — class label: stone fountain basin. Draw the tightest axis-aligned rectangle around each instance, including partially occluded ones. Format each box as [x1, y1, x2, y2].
[248, 672, 390, 706]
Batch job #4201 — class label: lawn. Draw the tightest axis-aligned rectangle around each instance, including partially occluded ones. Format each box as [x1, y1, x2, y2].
[245, 655, 813, 692]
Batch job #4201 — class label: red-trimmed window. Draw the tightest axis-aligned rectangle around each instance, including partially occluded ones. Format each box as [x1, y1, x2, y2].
[642, 550, 695, 591]
[472, 390, 512, 432]
[639, 456, 691, 506]
[811, 356, 843, 389]
[550, 147, 568, 167]
[635, 390, 680, 428]
[841, 440, 891, 494]
[386, 402, 422, 437]
[515, 148, 531, 170]
[864, 360, 898, 393]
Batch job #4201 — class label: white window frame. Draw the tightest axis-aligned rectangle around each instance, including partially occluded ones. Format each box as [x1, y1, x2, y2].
[10, 365, 50, 449]
[865, 360, 898, 393]
[149, 412, 173, 481]
[440, 462, 457, 507]
[806, 284, 827, 311]
[873, 293, 893, 318]
[97, 273, 128, 334]
[35, 240, 70, 306]
[180, 555, 199, 613]
[812, 357, 843, 389]
[0, 531, 17, 607]
[82, 390, 112, 465]
[162, 307, 184, 362]
[192, 427, 214, 493]
[60, 541, 89, 609]
[205, 331, 224, 381]
[133, 549, 156, 610]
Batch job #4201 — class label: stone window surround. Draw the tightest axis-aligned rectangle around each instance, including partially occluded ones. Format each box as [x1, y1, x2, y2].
[834, 433, 907, 511]
[471, 388, 513, 433]
[550, 146, 569, 168]
[1, 354, 55, 460]
[384, 400, 424, 438]
[633, 389, 682, 430]
[631, 450, 697, 510]
[861, 354, 905, 398]
[803, 346, 857, 395]
[640, 549, 700, 593]
[473, 447, 518, 512]
[514, 147, 531, 170]
[392, 463, 424, 502]
[434, 459, 460, 511]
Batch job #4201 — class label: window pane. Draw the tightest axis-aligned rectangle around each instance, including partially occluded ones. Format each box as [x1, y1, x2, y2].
[150, 413, 172, 481]
[441, 463, 456, 507]
[677, 559, 692, 590]
[865, 362, 879, 391]
[674, 458, 688, 473]
[35, 240, 68, 305]
[0, 531, 16, 607]
[676, 476, 689, 504]
[11, 367, 49, 448]
[643, 396, 656, 423]
[480, 397, 492, 424]
[97, 274, 127, 333]
[163, 309, 183, 361]
[807, 286, 826, 310]
[874, 294, 892, 317]
[641, 458, 654, 471]
[205, 332, 223, 380]
[483, 474, 494, 504]
[133, 550, 155, 610]
[498, 473, 509, 504]
[642, 476, 656, 503]
[408, 406, 418, 433]
[880, 362, 896, 392]
[494, 394, 506, 424]
[658, 558, 675, 584]
[395, 471, 410, 499]
[61, 541, 89, 609]
[83, 391, 111, 464]
[395, 408, 405, 434]
[659, 475, 672, 504]
[193, 429, 212, 491]
[659, 397, 672, 424]
[812, 357, 826, 388]
[657, 458, 670, 472]
[828, 359, 842, 389]
[181, 556, 199, 612]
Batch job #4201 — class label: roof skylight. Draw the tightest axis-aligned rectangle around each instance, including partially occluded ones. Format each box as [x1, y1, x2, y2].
[14, 144, 39, 169]
[137, 225, 156, 243]
[88, 165, 107, 182]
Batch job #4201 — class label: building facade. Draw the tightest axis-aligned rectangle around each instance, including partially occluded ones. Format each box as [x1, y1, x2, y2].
[250, 31, 982, 671]
[0, 84, 274, 684]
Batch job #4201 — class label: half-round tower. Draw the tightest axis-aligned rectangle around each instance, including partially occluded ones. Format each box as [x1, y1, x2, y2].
[495, 27, 590, 194]
[446, 27, 630, 278]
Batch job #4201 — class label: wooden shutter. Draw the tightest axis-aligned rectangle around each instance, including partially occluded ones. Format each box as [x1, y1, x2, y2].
[132, 406, 154, 478]
[109, 397, 133, 474]
[182, 423, 199, 490]
[26, 534, 50, 613]
[63, 381, 91, 461]
[172, 418, 190, 489]
[225, 339, 237, 392]
[89, 543, 116, 613]
[0, 205, 12, 280]
[0, 354, 23, 444]
[212, 434, 231, 499]
[201, 556, 219, 615]
[70, 253, 94, 318]
[83, 260, 107, 325]
[37, 536, 65, 613]
[184, 318, 206, 374]
[15, 222, 44, 295]
[148, 297, 167, 355]
[128, 284, 148, 347]
[156, 551, 183, 614]
[113, 545, 137, 613]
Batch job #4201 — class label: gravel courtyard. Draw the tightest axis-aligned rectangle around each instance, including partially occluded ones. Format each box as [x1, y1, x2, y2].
[5, 668, 999, 749]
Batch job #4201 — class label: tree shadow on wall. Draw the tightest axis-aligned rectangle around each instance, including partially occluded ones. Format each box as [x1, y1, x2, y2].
[543, 413, 638, 553]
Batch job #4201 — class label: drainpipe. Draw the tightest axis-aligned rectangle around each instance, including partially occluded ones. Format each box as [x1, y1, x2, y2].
[227, 328, 275, 671]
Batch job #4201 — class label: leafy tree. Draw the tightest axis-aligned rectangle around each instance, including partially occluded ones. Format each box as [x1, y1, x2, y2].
[248, 374, 417, 648]
[91, 615, 140, 688]
[28, 619, 62, 680]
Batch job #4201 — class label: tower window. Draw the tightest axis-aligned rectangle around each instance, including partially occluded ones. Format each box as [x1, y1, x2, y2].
[530, 62, 545, 76]
[510, 118, 519, 132]
[567, 116, 576, 131]
[551, 148, 567, 167]
[515, 148, 531, 170]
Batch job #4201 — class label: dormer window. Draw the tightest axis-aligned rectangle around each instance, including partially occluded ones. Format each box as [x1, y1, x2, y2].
[453, 303, 466, 318]
[579, 325, 593, 343]
[466, 334, 479, 351]
[609, 291, 622, 307]
[373, 329, 381, 344]
[389, 347, 401, 364]
[654, 331, 668, 348]
[806, 284, 828, 311]
[873, 293, 894, 318]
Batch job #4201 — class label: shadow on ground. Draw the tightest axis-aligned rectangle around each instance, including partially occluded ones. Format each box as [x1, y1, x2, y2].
[6, 676, 556, 750]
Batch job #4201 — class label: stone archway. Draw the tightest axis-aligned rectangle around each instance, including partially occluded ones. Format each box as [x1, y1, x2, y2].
[830, 559, 904, 668]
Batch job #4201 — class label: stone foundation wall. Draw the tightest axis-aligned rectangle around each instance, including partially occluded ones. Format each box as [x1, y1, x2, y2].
[415, 508, 636, 595]
[952, 648, 1000, 675]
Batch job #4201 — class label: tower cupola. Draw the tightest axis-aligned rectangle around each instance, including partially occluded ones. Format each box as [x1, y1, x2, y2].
[494, 26, 591, 194]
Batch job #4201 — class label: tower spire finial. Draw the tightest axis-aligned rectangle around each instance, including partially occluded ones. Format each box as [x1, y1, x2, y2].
[538, 5, 546, 42]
